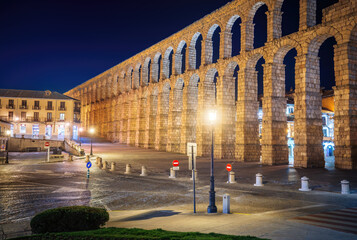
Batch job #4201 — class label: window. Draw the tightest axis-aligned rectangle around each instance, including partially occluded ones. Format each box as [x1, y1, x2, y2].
[9, 99, 14, 105]
[8, 112, 13, 121]
[45, 125, 52, 139]
[34, 112, 39, 121]
[34, 101, 40, 110]
[322, 116, 327, 125]
[47, 112, 52, 121]
[58, 125, 65, 139]
[47, 101, 53, 110]
[32, 124, 39, 138]
[20, 124, 26, 134]
[59, 113, 65, 120]
[60, 102, 65, 109]
[323, 127, 329, 137]
[22, 100, 27, 106]
[21, 112, 26, 121]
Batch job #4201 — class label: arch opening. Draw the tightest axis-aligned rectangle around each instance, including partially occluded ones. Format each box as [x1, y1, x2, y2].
[189, 33, 202, 70]
[253, 4, 268, 49]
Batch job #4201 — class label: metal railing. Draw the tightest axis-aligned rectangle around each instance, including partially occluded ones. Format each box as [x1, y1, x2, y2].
[58, 107, 66, 111]
[74, 107, 80, 113]
[45, 106, 54, 110]
[32, 106, 41, 110]
[6, 105, 15, 109]
[19, 105, 28, 109]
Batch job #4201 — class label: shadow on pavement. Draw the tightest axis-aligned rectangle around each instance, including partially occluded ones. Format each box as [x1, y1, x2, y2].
[118, 210, 180, 221]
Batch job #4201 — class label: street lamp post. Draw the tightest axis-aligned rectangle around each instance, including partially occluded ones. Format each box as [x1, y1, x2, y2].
[207, 110, 217, 213]
[89, 128, 95, 156]
[5, 130, 11, 164]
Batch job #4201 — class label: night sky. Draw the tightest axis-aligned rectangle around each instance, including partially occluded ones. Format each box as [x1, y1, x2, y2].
[0, 0, 338, 94]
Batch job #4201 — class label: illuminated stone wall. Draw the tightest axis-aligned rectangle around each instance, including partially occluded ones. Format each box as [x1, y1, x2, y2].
[66, 0, 357, 170]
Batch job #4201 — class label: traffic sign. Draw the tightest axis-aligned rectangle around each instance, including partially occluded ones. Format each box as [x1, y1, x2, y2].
[0, 144, 5, 152]
[226, 164, 232, 172]
[44, 142, 50, 149]
[173, 160, 179, 167]
[86, 161, 92, 169]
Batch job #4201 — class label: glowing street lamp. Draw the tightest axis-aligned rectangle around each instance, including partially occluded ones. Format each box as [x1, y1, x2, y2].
[207, 109, 217, 213]
[89, 128, 95, 156]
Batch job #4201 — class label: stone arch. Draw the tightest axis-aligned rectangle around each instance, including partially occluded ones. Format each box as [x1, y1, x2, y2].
[152, 52, 162, 83]
[163, 47, 174, 79]
[175, 40, 187, 74]
[134, 63, 142, 89]
[189, 32, 203, 70]
[205, 24, 221, 64]
[246, 1, 268, 50]
[224, 15, 242, 58]
[142, 57, 151, 86]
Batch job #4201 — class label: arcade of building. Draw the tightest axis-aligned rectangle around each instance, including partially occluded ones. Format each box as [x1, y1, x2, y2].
[66, 0, 357, 170]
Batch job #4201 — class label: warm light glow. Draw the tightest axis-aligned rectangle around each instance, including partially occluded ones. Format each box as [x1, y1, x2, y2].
[89, 128, 95, 134]
[14, 117, 19, 121]
[79, 127, 84, 132]
[208, 110, 217, 124]
[6, 130, 11, 136]
[65, 122, 70, 126]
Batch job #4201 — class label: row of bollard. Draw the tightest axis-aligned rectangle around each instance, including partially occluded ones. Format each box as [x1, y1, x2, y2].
[93, 156, 148, 176]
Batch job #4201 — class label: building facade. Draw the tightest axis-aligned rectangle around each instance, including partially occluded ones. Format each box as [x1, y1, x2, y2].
[0, 89, 80, 140]
[66, 0, 357, 169]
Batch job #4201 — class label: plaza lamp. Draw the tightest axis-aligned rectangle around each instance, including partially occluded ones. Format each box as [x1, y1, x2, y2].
[5, 130, 11, 164]
[89, 128, 95, 156]
[207, 109, 217, 213]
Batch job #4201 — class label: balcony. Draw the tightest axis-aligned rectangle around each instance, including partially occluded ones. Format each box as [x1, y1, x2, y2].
[19, 105, 28, 110]
[74, 118, 81, 123]
[32, 106, 41, 110]
[74, 107, 80, 113]
[6, 105, 15, 109]
[45, 106, 54, 110]
[57, 118, 66, 122]
[58, 107, 67, 111]
[45, 118, 53, 122]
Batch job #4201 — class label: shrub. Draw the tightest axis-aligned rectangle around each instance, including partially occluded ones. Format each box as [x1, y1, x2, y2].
[30, 206, 109, 234]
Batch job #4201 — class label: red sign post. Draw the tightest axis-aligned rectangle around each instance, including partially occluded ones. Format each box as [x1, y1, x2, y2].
[45, 142, 50, 148]
[226, 164, 232, 172]
[173, 160, 179, 167]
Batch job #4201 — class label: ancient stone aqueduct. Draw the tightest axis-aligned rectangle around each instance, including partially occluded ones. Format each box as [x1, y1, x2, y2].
[66, 0, 357, 169]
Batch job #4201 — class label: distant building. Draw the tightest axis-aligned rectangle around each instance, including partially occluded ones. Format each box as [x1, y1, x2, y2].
[259, 90, 335, 163]
[0, 89, 81, 140]
[0, 119, 12, 137]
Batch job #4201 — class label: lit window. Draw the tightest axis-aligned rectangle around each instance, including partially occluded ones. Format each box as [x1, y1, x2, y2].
[20, 124, 26, 134]
[60, 113, 65, 120]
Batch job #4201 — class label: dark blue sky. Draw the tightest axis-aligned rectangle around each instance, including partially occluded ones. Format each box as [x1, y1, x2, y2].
[0, 0, 337, 94]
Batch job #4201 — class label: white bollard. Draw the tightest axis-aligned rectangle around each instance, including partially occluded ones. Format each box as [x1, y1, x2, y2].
[254, 173, 264, 186]
[190, 170, 198, 181]
[228, 171, 236, 183]
[102, 161, 107, 170]
[140, 166, 148, 176]
[96, 157, 101, 165]
[110, 162, 116, 172]
[341, 180, 350, 194]
[124, 164, 132, 174]
[85, 155, 90, 163]
[169, 168, 176, 178]
[299, 176, 311, 191]
[223, 194, 230, 214]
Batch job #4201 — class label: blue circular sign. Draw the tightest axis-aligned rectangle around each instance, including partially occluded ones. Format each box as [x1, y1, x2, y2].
[86, 161, 92, 169]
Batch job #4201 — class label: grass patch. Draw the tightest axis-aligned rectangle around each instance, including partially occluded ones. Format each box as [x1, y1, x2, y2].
[11, 227, 269, 239]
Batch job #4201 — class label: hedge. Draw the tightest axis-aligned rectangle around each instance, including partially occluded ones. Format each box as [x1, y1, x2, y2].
[30, 206, 109, 234]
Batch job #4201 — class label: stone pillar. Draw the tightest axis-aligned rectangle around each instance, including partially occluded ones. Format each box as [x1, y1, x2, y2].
[261, 63, 289, 165]
[122, 98, 129, 144]
[127, 96, 137, 145]
[241, 21, 254, 51]
[137, 96, 146, 147]
[235, 68, 260, 162]
[216, 75, 236, 158]
[333, 42, 357, 169]
[223, 31, 233, 59]
[175, 53, 183, 75]
[148, 94, 158, 149]
[294, 54, 324, 168]
[267, 9, 282, 42]
[197, 81, 216, 156]
[299, 0, 316, 31]
[167, 88, 183, 153]
[155, 91, 169, 151]
[205, 39, 213, 65]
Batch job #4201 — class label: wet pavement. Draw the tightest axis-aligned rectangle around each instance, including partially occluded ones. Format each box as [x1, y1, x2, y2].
[0, 143, 356, 240]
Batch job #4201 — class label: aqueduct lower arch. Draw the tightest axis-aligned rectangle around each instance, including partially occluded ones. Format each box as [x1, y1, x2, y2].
[66, 0, 357, 170]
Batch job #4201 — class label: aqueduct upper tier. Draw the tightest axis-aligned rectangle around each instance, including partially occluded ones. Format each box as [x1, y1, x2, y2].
[66, 0, 357, 169]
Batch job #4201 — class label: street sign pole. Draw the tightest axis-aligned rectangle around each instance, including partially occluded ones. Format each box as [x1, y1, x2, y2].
[192, 145, 196, 214]
[86, 161, 92, 179]
[87, 169, 90, 179]
[47, 147, 50, 162]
